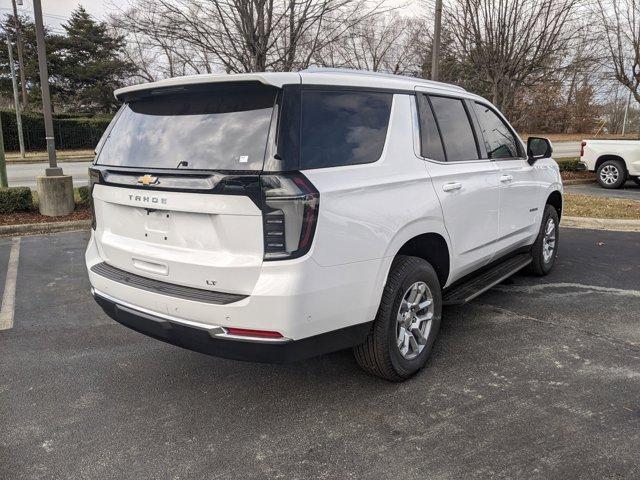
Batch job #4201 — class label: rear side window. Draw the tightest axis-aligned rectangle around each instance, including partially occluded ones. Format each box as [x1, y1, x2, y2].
[300, 90, 392, 169]
[473, 102, 520, 159]
[416, 94, 445, 162]
[429, 96, 479, 161]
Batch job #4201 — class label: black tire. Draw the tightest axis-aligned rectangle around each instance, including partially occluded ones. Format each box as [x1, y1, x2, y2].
[632, 176, 640, 187]
[596, 159, 627, 189]
[353, 256, 442, 382]
[529, 205, 560, 276]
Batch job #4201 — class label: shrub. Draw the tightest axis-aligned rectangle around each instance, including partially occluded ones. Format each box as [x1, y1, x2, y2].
[77, 186, 91, 205]
[0, 187, 33, 213]
[557, 157, 581, 172]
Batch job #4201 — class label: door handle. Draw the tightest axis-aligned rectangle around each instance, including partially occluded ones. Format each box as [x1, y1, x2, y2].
[499, 175, 514, 183]
[442, 182, 462, 192]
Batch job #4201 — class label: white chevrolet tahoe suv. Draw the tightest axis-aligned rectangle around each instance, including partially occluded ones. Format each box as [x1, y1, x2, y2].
[86, 69, 562, 381]
[579, 139, 640, 189]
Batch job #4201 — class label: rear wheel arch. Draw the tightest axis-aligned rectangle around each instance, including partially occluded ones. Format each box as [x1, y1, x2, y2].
[595, 155, 626, 173]
[394, 233, 450, 288]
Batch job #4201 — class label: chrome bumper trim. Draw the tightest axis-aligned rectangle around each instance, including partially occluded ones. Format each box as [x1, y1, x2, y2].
[91, 287, 292, 344]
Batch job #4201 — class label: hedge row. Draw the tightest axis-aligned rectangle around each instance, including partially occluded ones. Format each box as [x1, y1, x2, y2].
[0, 110, 112, 151]
[0, 187, 33, 213]
[556, 157, 582, 172]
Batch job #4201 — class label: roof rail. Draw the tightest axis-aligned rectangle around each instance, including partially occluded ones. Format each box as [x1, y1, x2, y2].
[301, 66, 466, 91]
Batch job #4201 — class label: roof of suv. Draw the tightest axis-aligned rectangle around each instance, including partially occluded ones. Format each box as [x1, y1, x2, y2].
[114, 68, 467, 100]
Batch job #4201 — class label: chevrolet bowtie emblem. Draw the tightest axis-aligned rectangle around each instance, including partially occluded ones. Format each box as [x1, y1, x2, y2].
[137, 174, 159, 186]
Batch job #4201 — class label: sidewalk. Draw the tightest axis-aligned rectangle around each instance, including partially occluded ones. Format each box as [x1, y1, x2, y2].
[5, 149, 94, 164]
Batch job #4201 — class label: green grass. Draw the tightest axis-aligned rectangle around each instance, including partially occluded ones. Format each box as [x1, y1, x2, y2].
[564, 194, 640, 220]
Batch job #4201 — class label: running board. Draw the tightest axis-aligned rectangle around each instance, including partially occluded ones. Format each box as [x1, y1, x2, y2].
[442, 253, 532, 306]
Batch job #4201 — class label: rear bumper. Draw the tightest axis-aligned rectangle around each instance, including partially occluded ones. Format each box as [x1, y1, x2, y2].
[86, 231, 383, 341]
[93, 288, 371, 363]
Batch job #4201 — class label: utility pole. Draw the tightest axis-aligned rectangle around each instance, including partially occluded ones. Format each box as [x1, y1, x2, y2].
[431, 0, 443, 82]
[7, 40, 25, 158]
[33, 0, 74, 216]
[0, 114, 6, 188]
[33, 0, 60, 176]
[11, 0, 28, 108]
[622, 90, 632, 136]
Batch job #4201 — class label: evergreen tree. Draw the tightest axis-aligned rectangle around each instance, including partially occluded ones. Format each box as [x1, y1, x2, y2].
[57, 6, 134, 113]
[0, 14, 65, 109]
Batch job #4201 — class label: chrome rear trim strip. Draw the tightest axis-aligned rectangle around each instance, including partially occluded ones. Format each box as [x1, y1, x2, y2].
[91, 287, 292, 344]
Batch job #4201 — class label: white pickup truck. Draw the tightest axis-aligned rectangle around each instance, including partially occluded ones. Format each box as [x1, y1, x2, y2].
[579, 139, 640, 189]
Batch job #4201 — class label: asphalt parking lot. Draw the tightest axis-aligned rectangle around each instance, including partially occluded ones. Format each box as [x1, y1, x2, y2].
[565, 180, 640, 199]
[1, 228, 639, 479]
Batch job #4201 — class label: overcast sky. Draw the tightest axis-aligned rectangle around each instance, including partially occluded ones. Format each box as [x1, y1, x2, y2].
[3, 0, 420, 32]
[2, 0, 130, 30]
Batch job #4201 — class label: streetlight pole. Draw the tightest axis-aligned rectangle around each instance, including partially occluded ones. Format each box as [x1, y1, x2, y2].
[33, 0, 60, 176]
[11, 0, 28, 109]
[0, 115, 6, 188]
[431, 0, 443, 82]
[7, 40, 26, 158]
[32, 0, 74, 217]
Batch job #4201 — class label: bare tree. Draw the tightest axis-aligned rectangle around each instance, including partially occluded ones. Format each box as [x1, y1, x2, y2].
[446, 0, 581, 111]
[315, 15, 422, 73]
[112, 0, 383, 76]
[597, 0, 640, 104]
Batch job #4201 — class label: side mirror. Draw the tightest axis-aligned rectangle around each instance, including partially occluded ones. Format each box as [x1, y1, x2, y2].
[527, 137, 553, 165]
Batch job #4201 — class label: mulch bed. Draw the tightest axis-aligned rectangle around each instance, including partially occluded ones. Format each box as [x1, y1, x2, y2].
[0, 205, 91, 226]
[561, 171, 595, 181]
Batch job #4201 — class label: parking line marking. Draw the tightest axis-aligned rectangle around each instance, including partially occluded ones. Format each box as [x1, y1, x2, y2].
[496, 282, 640, 298]
[0, 237, 21, 331]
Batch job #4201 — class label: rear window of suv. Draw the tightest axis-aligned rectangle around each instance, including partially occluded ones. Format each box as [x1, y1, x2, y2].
[300, 90, 392, 169]
[96, 85, 277, 171]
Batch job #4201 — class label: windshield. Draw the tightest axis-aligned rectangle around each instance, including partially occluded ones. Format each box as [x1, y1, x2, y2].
[96, 85, 277, 171]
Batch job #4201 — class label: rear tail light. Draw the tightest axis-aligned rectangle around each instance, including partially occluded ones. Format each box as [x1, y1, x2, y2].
[88, 167, 101, 230]
[580, 141, 586, 157]
[261, 172, 319, 260]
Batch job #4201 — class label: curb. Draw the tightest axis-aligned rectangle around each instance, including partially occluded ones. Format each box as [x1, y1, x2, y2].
[562, 179, 595, 186]
[6, 157, 93, 165]
[0, 219, 91, 237]
[561, 216, 640, 232]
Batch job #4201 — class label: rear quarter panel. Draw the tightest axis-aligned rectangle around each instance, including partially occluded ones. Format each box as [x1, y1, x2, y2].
[302, 94, 450, 321]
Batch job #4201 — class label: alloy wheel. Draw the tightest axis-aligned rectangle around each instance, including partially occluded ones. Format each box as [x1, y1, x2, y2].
[542, 217, 556, 263]
[396, 281, 435, 360]
[600, 165, 619, 185]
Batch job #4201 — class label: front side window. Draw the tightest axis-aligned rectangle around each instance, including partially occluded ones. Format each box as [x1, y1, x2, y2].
[96, 85, 277, 171]
[429, 96, 479, 161]
[300, 90, 393, 169]
[473, 102, 520, 159]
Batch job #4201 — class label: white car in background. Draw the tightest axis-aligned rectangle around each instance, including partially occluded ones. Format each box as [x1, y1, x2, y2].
[579, 139, 640, 189]
[86, 69, 562, 381]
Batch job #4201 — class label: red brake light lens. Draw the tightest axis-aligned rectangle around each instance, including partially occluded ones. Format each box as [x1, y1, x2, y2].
[580, 141, 586, 157]
[226, 327, 284, 339]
